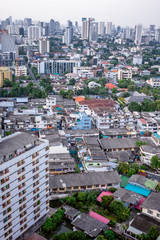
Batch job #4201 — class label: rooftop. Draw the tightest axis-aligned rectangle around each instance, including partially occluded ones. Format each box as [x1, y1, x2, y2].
[49, 171, 121, 189]
[72, 212, 107, 237]
[141, 192, 160, 212]
[0, 132, 38, 164]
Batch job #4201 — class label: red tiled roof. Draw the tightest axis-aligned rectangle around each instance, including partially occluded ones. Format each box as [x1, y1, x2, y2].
[139, 118, 147, 124]
[97, 191, 113, 202]
[88, 211, 110, 224]
[134, 198, 146, 210]
[105, 83, 118, 90]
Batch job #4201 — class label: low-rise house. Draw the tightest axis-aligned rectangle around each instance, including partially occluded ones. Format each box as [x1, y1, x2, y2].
[141, 192, 160, 221]
[147, 77, 160, 87]
[63, 205, 80, 221]
[137, 118, 158, 133]
[49, 171, 121, 194]
[140, 136, 160, 165]
[127, 214, 160, 236]
[72, 213, 107, 238]
[113, 188, 143, 206]
[99, 138, 138, 152]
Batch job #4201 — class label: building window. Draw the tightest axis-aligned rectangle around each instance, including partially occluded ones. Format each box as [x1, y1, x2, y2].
[147, 209, 153, 215]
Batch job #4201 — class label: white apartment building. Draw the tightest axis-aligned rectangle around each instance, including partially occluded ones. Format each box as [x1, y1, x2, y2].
[147, 77, 160, 87]
[98, 22, 105, 36]
[38, 60, 81, 74]
[15, 66, 27, 77]
[133, 55, 143, 65]
[93, 112, 135, 130]
[73, 66, 94, 78]
[28, 26, 41, 40]
[46, 96, 56, 108]
[118, 69, 132, 80]
[0, 132, 49, 240]
[39, 38, 50, 54]
[134, 24, 142, 45]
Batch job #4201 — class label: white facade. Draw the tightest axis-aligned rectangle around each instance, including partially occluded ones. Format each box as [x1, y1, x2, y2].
[0, 132, 49, 240]
[133, 55, 143, 65]
[147, 77, 160, 87]
[134, 24, 142, 45]
[28, 26, 41, 40]
[118, 69, 132, 80]
[106, 22, 112, 35]
[155, 29, 160, 42]
[39, 38, 50, 54]
[46, 96, 56, 108]
[64, 27, 73, 45]
[15, 66, 27, 77]
[98, 22, 105, 36]
[81, 20, 88, 39]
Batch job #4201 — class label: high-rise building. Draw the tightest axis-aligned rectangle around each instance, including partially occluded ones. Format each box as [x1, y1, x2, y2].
[0, 67, 12, 87]
[155, 29, 160, 42]
[0, 132, 49, 240]
[89, 21, 98, 42]
[81, 19, 88, 39]
[55, 21, 60, 32]
[49, 19, 55, 36]
[28, 26, 41, 40]
[98, 22, 105, 36]
[106, 22, 112, 35]
[0, 31, 18, 57]
[134, 24, 142, 45]
[150, 25, 155, 34]
[64, 20, 73, 45]
[39, 38, 50, 54]
[38, 59, 81, 74]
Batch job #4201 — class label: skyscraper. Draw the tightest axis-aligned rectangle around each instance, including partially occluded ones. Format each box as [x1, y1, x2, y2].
[134, 24, 142, 45]
[81, 18, 88, 39]
[39, 38, 50, 54]
[28, 26, 41, 40]
[98, 22, 105, 36]
[89, 21, 98, 42]
[106, 22, 112, 35]
[49, 19, 55, 36]
[155, 29, 160, 42]
[64, 20, 73, 45]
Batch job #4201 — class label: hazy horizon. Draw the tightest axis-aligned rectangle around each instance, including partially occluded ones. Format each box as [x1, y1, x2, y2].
[1, 0, 160, 28]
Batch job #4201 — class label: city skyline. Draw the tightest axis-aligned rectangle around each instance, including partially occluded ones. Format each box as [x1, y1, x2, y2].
[1, 0, 160, 27]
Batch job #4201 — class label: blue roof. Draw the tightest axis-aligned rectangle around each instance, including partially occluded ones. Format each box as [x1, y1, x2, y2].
[125, 184, 151, 197]
[153, 133, 160, 139]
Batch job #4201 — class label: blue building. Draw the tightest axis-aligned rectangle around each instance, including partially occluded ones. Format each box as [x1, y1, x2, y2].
[72, 112, 91, 130]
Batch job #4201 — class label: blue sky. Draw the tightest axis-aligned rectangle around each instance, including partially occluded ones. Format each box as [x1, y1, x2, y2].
[1, 0, 160, 27]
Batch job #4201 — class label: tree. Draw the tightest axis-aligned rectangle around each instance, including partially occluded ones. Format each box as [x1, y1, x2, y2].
[110, 200, 125, 215]
[101, 195, 114, 208]
[3, 79, 13, 87]
[147, 226, 159, 240]
[116, 162, 129, 174]
[136, 141, 147, 148]
[108, 187, 117, 193]
[122, 92, 130, 98]
[104, 229, 115, 240]
[66, 197, 76, 206]
[127, 168, 136, 177]
[75, 163, 80, 173]
[150, 155, 160, 170]
[77, 192, 86, 202]
[112, 87, 118, 94]
[117, 207, 130, 222]
[128, 102, 141, 112]
[68, 78, 76, 85]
